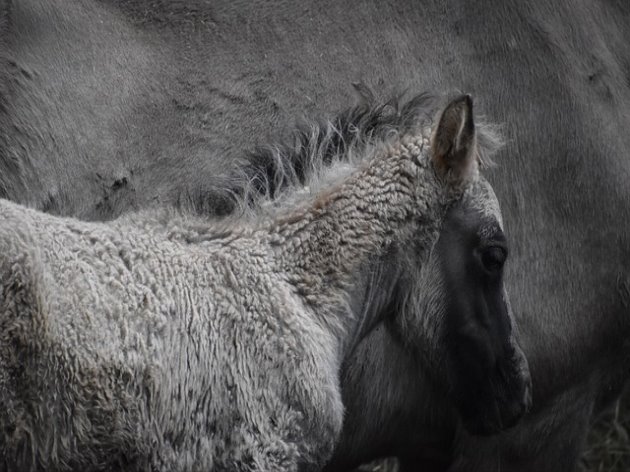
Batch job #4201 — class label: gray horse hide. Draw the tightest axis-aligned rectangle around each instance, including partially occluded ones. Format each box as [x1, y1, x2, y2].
[0, 0, 629, 470]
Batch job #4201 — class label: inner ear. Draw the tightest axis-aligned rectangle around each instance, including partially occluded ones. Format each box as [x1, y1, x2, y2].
[431, 94, 477, 184]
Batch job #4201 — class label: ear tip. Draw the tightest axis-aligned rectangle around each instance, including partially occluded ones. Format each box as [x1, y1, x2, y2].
[453, 93, 473, 110]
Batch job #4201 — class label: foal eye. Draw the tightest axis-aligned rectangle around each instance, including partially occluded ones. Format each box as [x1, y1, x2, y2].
[480, 246, 507, 273]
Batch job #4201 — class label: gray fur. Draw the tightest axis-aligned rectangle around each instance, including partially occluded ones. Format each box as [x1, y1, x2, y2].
[0, 114, 479, 471]
[1, 1, 629, 470]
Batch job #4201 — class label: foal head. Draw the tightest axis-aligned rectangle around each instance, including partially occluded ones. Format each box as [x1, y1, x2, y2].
[392, 96, 531, 434]
[227, 91, 531, 435]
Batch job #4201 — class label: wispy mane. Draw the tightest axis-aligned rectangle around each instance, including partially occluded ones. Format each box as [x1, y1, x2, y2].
[239, 91, 435, 209]
[178, 89, 503, 221]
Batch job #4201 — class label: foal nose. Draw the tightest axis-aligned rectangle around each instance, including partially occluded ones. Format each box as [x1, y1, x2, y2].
[501, 373, 532, 429]
[499, 343, 532, 429]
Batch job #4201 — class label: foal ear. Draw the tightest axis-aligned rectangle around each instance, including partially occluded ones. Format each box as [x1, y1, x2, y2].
[431, 94, 477, 184]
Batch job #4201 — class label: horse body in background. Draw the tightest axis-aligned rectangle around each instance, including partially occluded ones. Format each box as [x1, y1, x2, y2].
[1, 0, 629, 470]
[0, 95, 529, 471]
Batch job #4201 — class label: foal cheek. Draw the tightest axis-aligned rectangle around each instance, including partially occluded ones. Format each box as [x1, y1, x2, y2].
[450, 285, 497, 373]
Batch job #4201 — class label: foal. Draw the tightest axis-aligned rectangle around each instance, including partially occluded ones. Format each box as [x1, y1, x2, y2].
[0, 95, 520, 471]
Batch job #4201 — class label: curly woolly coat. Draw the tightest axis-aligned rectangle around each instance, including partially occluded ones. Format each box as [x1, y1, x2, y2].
[0, 107, 476, 471]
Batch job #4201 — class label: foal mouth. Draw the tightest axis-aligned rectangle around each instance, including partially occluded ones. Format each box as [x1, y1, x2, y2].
[460, 357, 533, 436]
[463, 395, 528, 436]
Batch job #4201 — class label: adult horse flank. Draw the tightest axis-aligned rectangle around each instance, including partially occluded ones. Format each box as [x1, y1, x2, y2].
[1, 1, 629, 471]
[0, 95, 529, 471]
